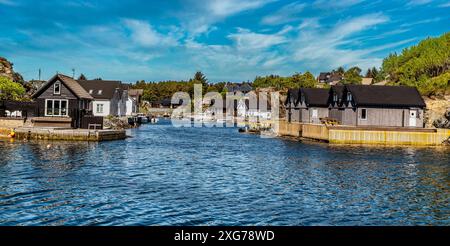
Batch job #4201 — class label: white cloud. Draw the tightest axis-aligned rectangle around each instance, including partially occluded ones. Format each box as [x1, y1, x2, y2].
[291, 13, 394, 71]
[261, 1, 307, 25]
[399, 17, 442, 27]
[181, 0, 276, 36]
[313, 0, 364, 8]
[65, 0, 97, 8]
[0, 0, 16, 6]
[439, 1, 450, 7]
[331, 13, 389, 39]
[123, 19, 181, 47]
[208, 0, 276, 17]
[407, 0, 433, 6]
[227, 27, 291, 50]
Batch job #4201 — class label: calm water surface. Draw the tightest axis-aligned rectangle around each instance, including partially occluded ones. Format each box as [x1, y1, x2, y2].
[0, 120, 449, 225]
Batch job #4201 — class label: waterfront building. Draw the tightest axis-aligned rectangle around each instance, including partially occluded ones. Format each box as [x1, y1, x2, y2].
[330, 85, 426, 128]
[317, 72, 343, 85]
[224, 83, 253, 95]
[32, 74, 95, 128]
[285, 88, 301, 123]
[78, 79, 129, 117]
[126, 89, 143, 115]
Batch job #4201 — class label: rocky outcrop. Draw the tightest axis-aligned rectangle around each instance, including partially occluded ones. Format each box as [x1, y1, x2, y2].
[424, 96, 450, 128]
[104, 116, 133, 130]
[0, 57, 24, 84]
[433, 108, 450, 128]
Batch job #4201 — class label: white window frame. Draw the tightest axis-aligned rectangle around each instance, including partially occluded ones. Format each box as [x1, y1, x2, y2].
[45, 99, 69, 117]
[96, 103, 104, 114]
[54, 81, 61, 95]
[360, 108, 368, 120]
[98, 90, 103, 95]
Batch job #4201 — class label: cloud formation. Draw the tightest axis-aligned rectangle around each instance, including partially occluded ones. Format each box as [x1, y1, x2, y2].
[0, 0, 447, 82]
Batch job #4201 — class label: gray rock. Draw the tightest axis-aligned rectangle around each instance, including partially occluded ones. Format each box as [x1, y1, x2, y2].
[433, 109, 450, 129]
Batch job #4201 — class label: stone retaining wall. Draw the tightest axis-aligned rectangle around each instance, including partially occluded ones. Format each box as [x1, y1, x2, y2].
[0, 118, 25, 129]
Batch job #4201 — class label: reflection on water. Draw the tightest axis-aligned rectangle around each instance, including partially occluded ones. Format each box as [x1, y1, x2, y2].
[0, 120, 449, 225]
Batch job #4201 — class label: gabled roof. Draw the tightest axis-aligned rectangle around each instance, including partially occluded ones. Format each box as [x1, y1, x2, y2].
[328, 73, 343, 82]
[161, 98, 183, 107]
[318, 72, 330, 81]
[317, 72, 343, 83]
[32, 74, 93, 100]
[286, 88, 300, 105]
[128, 89, 144, 97]
[224, 83, 253, 93]
[239, 83, 253, 92]
[245, 95, 272, 111]
[346, 85, 426, 108]
[331, 85, 344, 99]
[78, 80, 124, 100]
[301, 88, 330, 107]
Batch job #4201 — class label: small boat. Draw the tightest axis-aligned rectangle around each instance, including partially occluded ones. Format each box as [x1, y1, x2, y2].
[138, 116, 149, 124]
[136, 114, 149, 124]
[150, 117, 159, 124]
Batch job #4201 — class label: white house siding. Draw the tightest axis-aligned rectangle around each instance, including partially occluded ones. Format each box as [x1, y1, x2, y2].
[92, 100, 111, 117]
[126, 98, 135, 116]
[237, 100, 247, 118]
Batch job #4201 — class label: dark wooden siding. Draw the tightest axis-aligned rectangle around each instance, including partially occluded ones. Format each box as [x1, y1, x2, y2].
[37, 80, 78, 100]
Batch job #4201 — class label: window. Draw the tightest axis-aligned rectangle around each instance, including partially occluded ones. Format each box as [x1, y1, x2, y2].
[98, 90, 103, 95]
[312, 109, 318, 118]
[96, 104, 104, 114]
[333, 94, 338, 102]
[54, 81, 61, 95]
[89, 89, 93, 94]
[347, 92, 352, 101]
[361, 109, 367, 120]
[45, 99, 68, 117]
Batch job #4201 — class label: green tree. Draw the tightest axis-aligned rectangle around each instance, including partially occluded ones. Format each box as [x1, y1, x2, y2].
[336, 66, 345, 75]
[0, 76, 26, 101]
[300, 71, 317, 88]
[380, 32, 450, 95]
[342, 67, 362, 84]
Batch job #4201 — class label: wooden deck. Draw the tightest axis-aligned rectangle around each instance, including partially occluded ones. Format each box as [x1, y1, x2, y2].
[12, 127, 127, 141]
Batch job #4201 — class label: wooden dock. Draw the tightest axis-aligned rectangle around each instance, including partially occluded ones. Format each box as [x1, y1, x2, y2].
[276, 120, 450, 146]
[10, 127, 127, 142]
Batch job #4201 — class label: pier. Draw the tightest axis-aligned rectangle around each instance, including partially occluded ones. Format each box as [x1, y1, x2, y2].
[277, 120, 450, 146]
[1, 127, 126, 142]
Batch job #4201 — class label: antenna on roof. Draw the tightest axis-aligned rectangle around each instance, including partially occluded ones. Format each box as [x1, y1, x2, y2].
[38, 68, 41, 81]
[72, 68, 75, 79]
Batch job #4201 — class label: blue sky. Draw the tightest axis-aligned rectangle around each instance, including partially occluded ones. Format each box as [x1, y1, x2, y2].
[0, 0, 449, 83]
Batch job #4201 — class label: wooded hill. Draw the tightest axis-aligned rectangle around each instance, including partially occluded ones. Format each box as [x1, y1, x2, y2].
[382, 32, 450, 96]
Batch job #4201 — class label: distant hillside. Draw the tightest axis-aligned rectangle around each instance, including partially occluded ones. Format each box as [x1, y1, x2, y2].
[382, 32, 450, 96]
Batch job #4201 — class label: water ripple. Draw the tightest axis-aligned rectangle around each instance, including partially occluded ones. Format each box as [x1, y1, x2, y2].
[0, 120, 449, 225]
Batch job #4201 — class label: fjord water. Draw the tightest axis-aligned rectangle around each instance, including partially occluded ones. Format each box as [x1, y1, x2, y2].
[0, 120, 449, 226]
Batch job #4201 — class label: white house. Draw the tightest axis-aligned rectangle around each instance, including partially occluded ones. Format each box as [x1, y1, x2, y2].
[236, 94, 272, 121]
[126, 89, 143, 115]
[78, 80, 128, 117]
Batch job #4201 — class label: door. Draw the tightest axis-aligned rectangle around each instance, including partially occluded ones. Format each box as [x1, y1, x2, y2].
[409, 110, 417, 127]
[312, 109, 318, 123]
